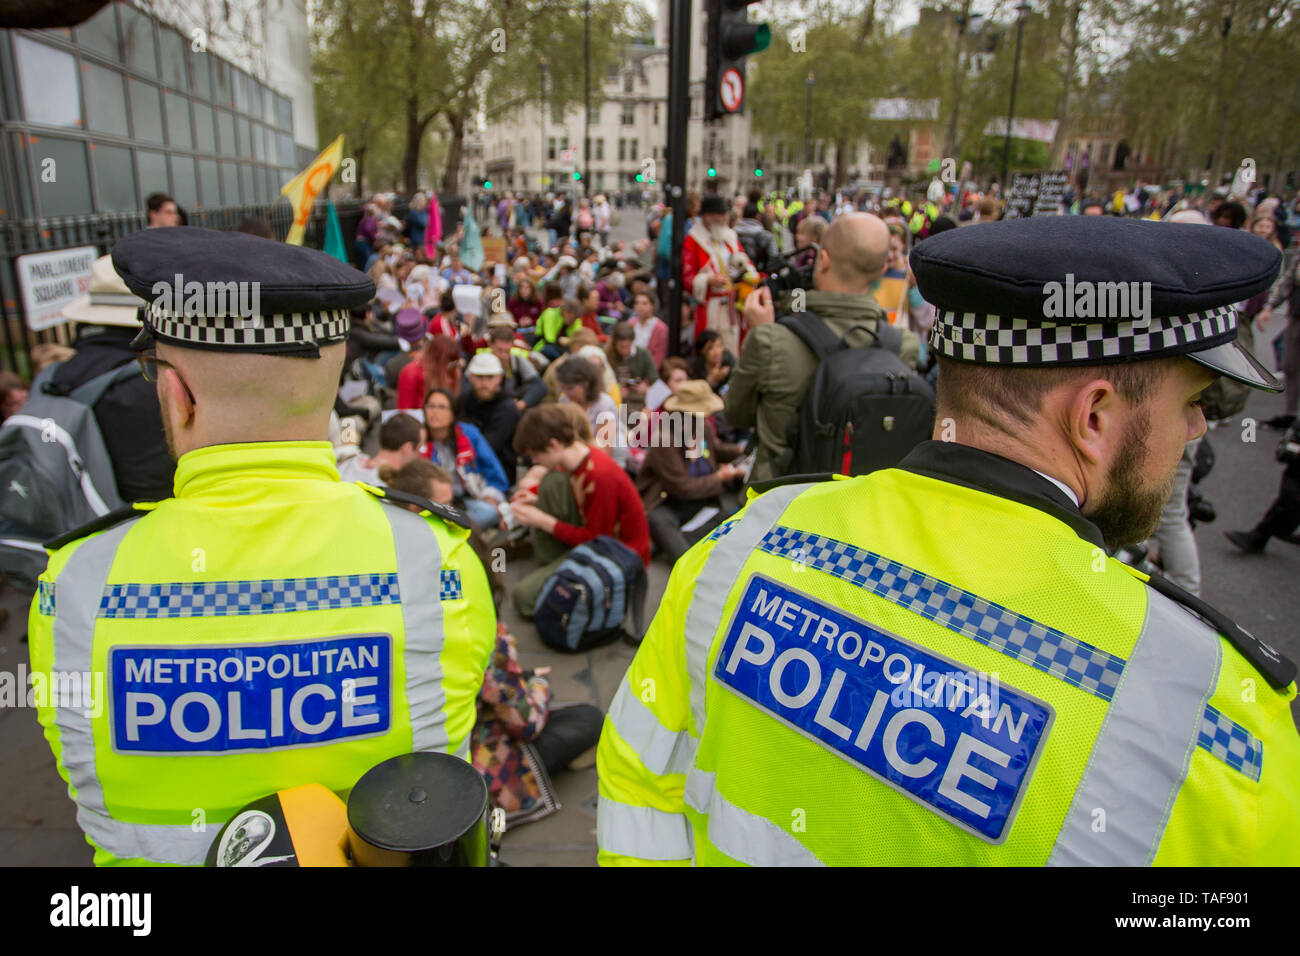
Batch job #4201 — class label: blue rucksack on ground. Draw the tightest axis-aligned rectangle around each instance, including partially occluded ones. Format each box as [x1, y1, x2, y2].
[533, 536, 647, 652]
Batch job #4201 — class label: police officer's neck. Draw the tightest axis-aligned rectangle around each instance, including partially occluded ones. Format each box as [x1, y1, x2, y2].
[945, 418, 1088, 508]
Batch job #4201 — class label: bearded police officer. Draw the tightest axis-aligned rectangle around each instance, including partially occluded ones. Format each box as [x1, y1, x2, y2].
[30, 227, 494, 866]
[596, 215, 1300, 866]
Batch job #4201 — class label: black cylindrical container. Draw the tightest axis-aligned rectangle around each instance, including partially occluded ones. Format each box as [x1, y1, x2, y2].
[346, 753, 488, 867]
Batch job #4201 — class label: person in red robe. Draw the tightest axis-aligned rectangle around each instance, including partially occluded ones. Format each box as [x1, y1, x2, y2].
[681, 193, 756, 357]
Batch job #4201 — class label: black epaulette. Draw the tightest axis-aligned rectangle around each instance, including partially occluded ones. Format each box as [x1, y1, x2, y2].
[1146, 571, 1296, 690]
[358, 483, 473, 530]
[43, 504, 149, 551]
[747, 472, 838, 495]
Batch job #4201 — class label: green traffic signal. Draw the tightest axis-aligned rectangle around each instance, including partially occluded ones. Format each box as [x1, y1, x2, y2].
[484, 180, 492, 189]
[573, 172, 581, 181]
[708, 167, 717, 177]
[635, 173, 643, 182]
[754, 168, 763, 177]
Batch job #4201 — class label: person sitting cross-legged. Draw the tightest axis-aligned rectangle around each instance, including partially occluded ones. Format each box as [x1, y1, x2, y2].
[509, 403, 650, 618]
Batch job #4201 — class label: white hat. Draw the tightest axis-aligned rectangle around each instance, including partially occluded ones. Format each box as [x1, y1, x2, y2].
[557, 255, 578, 269]
[466, 352, 505, 376]
[62, 255, 146, 327]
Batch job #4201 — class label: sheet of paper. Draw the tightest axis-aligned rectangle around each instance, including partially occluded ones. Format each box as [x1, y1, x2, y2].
[338, 379, 367, 404]
[644, 379, 672, 411]
[453, 283, 483, 317]
[681, 505, 720, 534]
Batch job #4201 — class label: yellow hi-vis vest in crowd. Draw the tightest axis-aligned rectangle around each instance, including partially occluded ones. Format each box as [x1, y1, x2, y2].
[596, 441, 1300, 865]
[29, 441, 495, 866]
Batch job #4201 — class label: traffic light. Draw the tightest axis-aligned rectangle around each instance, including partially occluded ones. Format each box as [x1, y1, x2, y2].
[708, 167, 717, 178]
[635, 173, 643, 182]
[754, 167, 763, 177]
[705, 0, 771, 121]
[483, 179, 492, 189]
[573, 171, 581, 181]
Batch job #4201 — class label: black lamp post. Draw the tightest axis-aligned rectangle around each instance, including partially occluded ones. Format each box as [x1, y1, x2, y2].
[1001, 2, 1032, 190]
[804, 72, 815, 167]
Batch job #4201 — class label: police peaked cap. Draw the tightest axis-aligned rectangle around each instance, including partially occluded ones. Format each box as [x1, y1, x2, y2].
[112, 226, 375, 357]
[909, 216, 1282, 391]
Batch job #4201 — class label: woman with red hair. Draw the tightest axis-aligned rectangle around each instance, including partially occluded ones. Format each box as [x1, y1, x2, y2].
[397, 334, 462, 410]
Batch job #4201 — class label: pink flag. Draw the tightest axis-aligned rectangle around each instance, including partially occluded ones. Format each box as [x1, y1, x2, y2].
[425, 192, 443, 260]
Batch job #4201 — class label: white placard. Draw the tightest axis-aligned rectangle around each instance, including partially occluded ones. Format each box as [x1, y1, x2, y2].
[452, 283, 483, 318]
[17, 246, 97, 331]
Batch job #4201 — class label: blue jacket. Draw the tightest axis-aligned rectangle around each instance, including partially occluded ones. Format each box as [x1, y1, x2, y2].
[456, 422, 509, 497]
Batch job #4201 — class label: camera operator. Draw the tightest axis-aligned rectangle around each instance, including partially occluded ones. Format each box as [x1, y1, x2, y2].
[724, 212, 920, 484]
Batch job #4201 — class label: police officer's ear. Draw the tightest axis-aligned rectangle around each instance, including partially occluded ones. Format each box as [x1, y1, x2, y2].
[1060, 375, 1129, 473]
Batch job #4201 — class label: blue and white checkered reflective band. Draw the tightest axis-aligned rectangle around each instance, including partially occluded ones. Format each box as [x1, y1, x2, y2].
[758, 526, 1126, 700]
[38, 580, 56, 616]
[929, 304, 1236, 366]
[756, 525, 1262, 778]
[1199, 703, 1263, 782]
[439, 569, 463, 601]
[98, 574, 400, 618]
[707, 520, 737, 543]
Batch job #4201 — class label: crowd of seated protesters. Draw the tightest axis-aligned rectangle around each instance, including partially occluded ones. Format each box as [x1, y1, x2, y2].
[333, 209, 761, 637]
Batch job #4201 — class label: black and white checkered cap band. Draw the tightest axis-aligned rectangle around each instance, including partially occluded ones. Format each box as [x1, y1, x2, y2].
[929, 304, 1237, 366]
[144, 299, 350, 351]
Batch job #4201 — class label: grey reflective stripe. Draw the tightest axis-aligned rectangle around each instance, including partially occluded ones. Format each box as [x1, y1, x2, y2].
[0, 536, 47, 552]
[607, 678, 697, 776]
[597, 798, 694, 861]
[379, 506, 449, 753]
[1048, 587, 1221, 866]
[683, 482, 814, 735]
[685, 767, 824, 867]
[47, 520, 205, 862]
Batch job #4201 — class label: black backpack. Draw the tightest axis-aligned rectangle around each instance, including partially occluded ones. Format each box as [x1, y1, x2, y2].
[533, 536, 647, 652]
[777, 311, 935, 477]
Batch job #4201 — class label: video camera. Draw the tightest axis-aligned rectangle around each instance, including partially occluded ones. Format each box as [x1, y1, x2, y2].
[759, 243, 820, 299]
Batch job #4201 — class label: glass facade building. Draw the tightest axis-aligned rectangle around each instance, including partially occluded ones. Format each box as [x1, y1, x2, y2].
[0, 1, 310, 221]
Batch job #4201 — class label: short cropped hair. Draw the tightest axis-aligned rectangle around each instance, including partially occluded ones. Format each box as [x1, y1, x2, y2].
[936, 356, 1175, 435]
[378, 412, 423, 451]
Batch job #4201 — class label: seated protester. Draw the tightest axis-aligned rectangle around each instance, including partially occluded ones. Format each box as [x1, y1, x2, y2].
[337, 410, 425, 484]
[542, 327, 603, 402]
[690, 329, 736, 395]
[397, 333, 462, 410]
[508, 404, 651, 617]
[595, 269, 629, 320]
[440, 251, 473, 286]
[377, 457, 452, 508]
[637, 380, 746, 563]
[421, 386, 509, 530]
[471, 620, 604, 829]
[646, 356, 691, 411]
[507, 275, 544, 329]
[427, 290, 464, 340]
[385, 307, 428, 387]
[485, 323, 546, 409]
[629, 289, 669, 367]
[575, 283, 609, 341]
[605, 321, 657, 410]
[532, 284, 581, 361]
[459, 352, 521, 477]
[575, 343, 623, 408]
[0, 370, 29, 420]
[555, 354, 621, 458]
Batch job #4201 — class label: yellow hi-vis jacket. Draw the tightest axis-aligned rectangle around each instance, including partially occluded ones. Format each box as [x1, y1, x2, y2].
[596, 441, 1300, 865]
[30, 441, 495, 866]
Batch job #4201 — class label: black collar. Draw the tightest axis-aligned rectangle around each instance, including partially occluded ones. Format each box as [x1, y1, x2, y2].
[898, 440, 1107, 550]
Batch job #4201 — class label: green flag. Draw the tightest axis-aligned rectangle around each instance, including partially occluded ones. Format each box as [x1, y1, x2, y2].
[323, 199, 348, 263]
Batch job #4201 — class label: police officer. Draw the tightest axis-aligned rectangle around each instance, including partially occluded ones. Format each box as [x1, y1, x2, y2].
[596, 215, 1300, 866]
[29, 227, 495, 866]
